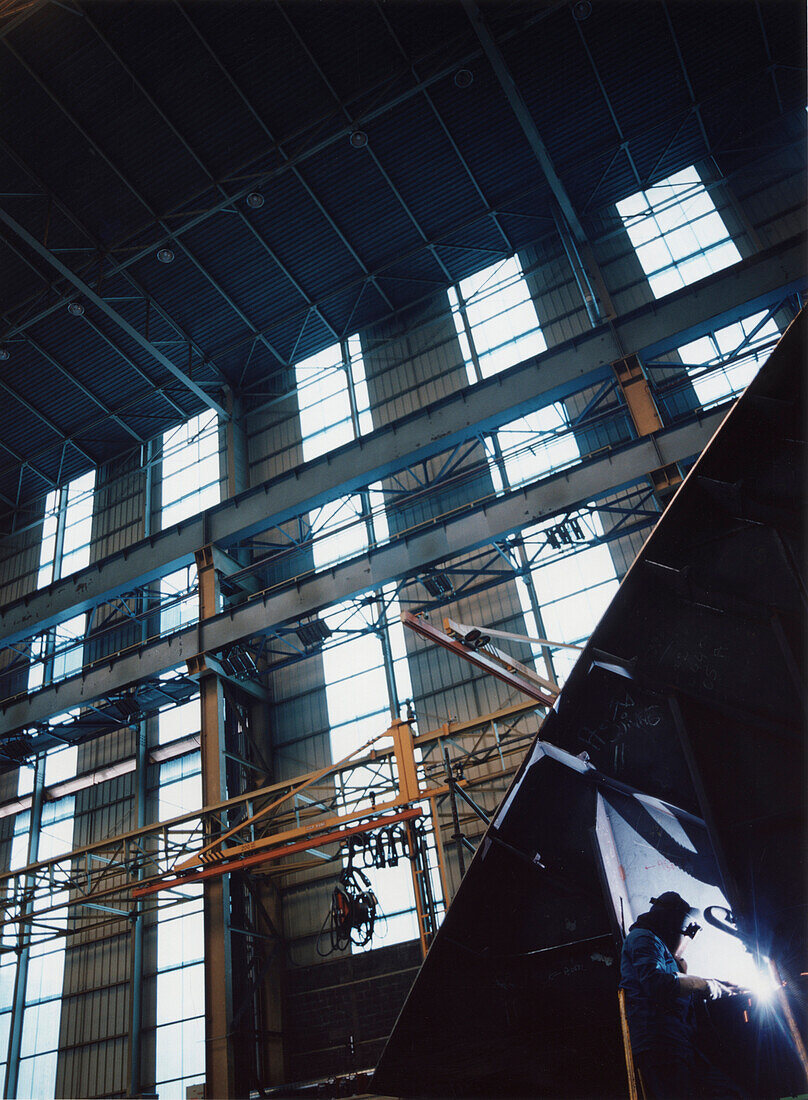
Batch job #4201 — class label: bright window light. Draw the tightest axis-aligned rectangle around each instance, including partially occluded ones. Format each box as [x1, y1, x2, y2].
[295, 340, 442, 950]
[160, 411, 220, 528]
[676, 310, 780, 409]
[448, 257, 576, 494]
[155, 416, 212, 1086]
[616, 166, 740, 299]
[159, 412, 221, 633]
[295, 335, 371, 463]
[448, 256, 545, 382]
[523, 512, 619, 686]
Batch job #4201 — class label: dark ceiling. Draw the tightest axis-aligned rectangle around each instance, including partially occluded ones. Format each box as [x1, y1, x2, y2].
[0, 0, 804, 518]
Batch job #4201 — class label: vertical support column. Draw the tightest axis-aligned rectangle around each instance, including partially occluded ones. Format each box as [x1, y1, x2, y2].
[390, 720, 419, 806]
[196, 548, 235, 1100]
[129, 440, 152, 1098]
[4, 757, 44, 1100]
[225, 389, 250, 499]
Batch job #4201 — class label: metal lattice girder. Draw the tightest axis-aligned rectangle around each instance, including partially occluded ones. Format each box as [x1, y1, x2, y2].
[0, 203, 228, 418]
[0, 408, 725, 738]
[0, 234, 802, 648]
[462, 0, 589, 245]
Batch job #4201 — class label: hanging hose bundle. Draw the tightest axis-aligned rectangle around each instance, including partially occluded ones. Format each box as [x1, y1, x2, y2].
[317, 866, 379, 956]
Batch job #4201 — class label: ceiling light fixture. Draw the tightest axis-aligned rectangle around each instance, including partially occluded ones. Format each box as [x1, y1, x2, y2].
[68, 302, 85, 316]
[349, 130, 368, 149]
[246, 192, 265, 209]
[572, 1, 592, 20]
[0, 348, 9, 361]
[454, 69, 473, 88]
[156, 247, 175, 264]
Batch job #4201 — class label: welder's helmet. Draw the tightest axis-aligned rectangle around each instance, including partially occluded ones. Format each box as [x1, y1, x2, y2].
[650, 891, 700, 928]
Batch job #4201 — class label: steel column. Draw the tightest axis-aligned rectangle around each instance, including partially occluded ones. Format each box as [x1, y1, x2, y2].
[196, 550, 236, 1099]
[3, 757, 44, 1100]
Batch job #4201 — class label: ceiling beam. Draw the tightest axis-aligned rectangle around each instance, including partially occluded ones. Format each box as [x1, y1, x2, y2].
[276, 2, 456, 284]
[378, 2, 515, 255]
[173, 0, 397, 317]
[2, 34, 266, 389]
[0, 204, 227, 419]
[24, 334, 144, 445]
[0, 409, 726, 738]
[572, 15, 643, 189]
[0, 134, 230, 406]
[462, 0, 589, 245]
[0, 234, 800, 647]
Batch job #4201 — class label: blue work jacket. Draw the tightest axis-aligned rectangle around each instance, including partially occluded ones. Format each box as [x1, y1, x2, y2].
[620, 926, 695, 1055]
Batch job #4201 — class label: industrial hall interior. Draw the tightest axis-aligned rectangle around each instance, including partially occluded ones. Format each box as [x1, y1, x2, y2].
[0, 0, 804, 1097]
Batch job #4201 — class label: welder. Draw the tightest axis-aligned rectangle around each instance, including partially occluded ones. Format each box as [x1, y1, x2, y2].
[620, 891, 747, 1098]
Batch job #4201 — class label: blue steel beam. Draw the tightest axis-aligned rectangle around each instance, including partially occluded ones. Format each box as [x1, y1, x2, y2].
[0, 233, 803, 648]
[0, 408, 725, 737]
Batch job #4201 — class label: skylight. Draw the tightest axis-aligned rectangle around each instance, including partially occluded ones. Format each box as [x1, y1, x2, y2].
[616, 166, 740, 299]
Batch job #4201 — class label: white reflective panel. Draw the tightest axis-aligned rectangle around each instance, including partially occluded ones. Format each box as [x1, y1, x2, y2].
[311, 494, 369, 570]
[296, 338, 373, 462]
[533, 540, 617, 598]
[648, 268, 686, 298]
[25, 949, 67, 1003]
[161, 565, 199, 634]
[161, 411, 220, 528]
[157, 907, 204, 971]
[155, 1014, 206, 1088]
[44, 745, 78, 786]
[540, 581, 618, 644]
[51, 613, 86, 683]
[156, 962, 205, 1026]
[498, 403, 580, 488]
[158, 772, 202, 822]
[19, 998, 61, 1057]
[0, 965, 15, 1012]
[679, 310, 780, 409]
[60, 470, 95, 578]
[324, 667, 388, 730]
[360, 908, 420, 953]
[38, 796, 75, 861]
[158, 698, 201, 746]
[330, 713, 391, 762]
[157, 1073, 206, 1100]
[16, 1050, 58, 1100]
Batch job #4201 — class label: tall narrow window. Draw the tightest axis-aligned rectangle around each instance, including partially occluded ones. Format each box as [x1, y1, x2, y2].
[29, 471, 96, 691]
[153, 723, 205, 1097]
[522, 514, 619, 686]
[294, 337, 440, 948]
[159, 412, 221, 633]
[448, 257, 577, 491]
[446, 255, 547, 380]
[616, 166, 740, 299]
[295, 338, 376, 570]
[448, 256, 545, 381]
[152, 411, 214, 1093]
[13, 469, 92, 1095]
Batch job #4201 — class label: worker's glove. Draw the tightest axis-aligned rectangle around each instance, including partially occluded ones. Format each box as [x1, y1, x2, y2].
[704, 978, 743, 1000]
